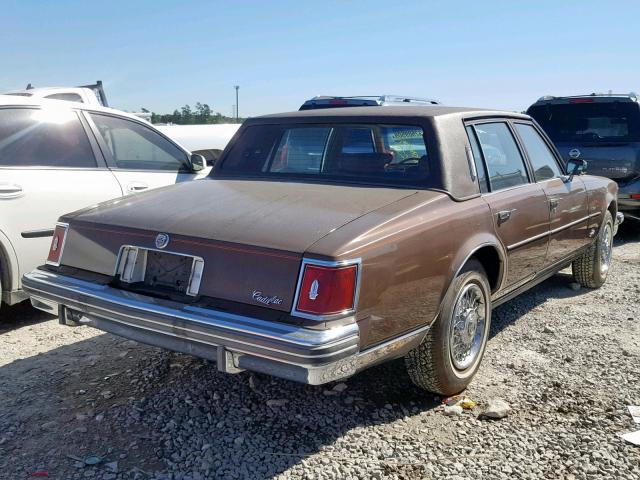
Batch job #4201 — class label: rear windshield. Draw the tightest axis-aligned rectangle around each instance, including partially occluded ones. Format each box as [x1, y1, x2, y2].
[528, 102, 640, 143]
[218, 123, 434, 187]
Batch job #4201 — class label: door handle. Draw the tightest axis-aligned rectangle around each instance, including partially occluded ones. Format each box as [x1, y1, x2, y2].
[497, 209, 514, 225]
[0, 183, 23, 198]
[127, 183, 149, 193]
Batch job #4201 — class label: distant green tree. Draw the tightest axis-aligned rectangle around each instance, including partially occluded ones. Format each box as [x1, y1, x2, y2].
[150, 103, 245, 125]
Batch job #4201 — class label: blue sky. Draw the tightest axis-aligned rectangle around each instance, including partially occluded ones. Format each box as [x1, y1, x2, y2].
[1, 1, 639, 116]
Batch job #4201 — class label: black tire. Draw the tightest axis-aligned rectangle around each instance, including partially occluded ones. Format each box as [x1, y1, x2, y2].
[404, 259, 492, 396]
[572, 210, 614, 289]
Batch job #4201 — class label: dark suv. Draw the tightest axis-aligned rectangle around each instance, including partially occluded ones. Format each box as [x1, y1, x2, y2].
[299, 95, 441, 110]
[527, 93, 640, 222]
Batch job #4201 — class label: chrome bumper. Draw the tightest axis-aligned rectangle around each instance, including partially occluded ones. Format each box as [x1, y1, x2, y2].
[22, 269, 428, 385]
[615, 211, 625, 235]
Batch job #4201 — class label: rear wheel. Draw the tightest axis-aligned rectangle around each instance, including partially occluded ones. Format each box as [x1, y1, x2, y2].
[572, 211, 614, 289]
[405, 259, 492, 395]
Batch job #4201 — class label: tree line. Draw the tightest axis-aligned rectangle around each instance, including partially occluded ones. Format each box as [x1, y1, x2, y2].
[145, 103, 245, 125]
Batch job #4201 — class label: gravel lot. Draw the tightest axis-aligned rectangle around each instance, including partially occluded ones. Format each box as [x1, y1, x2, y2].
[1, 227, 639, 480]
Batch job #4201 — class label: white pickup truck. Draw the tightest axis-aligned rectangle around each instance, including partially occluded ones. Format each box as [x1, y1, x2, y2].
[0, 95, 210, 311]
[4, 81, 109, 106]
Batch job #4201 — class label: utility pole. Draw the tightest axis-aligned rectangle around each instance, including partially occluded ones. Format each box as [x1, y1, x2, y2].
[234, 85, 239, 121]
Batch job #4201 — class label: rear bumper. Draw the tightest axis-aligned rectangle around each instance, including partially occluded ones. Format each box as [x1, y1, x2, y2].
[22, 268, 427, 385]
[618, 180, 640, 222]
[615, 212, 625, 235]
[618, 200, 639, 222]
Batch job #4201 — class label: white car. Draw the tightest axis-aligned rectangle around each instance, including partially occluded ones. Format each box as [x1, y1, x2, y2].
[0, 95, 209, 310]
[156, 124, 241, 166]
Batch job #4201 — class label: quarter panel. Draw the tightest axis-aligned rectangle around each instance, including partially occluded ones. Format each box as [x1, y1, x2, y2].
[309, 194, 496, 348]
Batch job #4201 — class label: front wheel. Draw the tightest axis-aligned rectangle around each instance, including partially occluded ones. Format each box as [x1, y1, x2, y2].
[405, 259, 492, 395]
[572, 210, 614, 289]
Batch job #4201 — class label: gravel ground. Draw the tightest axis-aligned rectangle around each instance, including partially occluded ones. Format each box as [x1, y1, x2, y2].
[0, 226, 638, 480]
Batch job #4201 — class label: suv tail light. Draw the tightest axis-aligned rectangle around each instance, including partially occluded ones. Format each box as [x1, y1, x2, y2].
[293, 259, 359, 318]
[46, 223, 69, 266]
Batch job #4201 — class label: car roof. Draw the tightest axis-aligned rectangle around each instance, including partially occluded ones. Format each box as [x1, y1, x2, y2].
[5, 87, 87, 94]
[0, 94, 144, 123]
[254, 105, 530, 121]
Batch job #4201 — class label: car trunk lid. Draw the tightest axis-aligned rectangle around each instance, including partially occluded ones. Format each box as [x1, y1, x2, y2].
[61, 179, 416, 312]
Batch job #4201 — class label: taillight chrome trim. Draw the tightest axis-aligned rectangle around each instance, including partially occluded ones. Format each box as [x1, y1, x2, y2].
[45, 222, 69, 267]
[291, 257, 362, 321]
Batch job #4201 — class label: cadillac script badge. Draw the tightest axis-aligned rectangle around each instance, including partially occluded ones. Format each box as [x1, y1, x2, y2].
[252, 290, 283, 306]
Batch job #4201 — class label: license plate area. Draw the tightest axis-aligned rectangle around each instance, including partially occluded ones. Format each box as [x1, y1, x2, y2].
[115, 246, 204, 297]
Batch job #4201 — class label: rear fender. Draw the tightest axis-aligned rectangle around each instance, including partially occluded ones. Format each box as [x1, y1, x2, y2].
[606, 182, 617, 217]
[434, 234, 507, 322]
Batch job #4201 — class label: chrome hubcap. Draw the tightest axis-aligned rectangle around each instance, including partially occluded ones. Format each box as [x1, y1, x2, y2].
[449, 283, 487, 371]
[600, 223, 613, 275]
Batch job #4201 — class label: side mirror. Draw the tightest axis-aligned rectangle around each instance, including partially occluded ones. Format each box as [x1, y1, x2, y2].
[190, 153, 206, 172]
[564, 158, 587, 182]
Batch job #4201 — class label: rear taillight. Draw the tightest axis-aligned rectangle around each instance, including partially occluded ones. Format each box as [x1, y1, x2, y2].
[294, 260, 359, 318]
[46, 223, 69, 266]
[631, 193, 640, 199]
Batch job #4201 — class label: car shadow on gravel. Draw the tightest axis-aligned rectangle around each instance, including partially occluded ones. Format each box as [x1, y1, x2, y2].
[0, 301, 55, 333]
[0, 324, 443, 479]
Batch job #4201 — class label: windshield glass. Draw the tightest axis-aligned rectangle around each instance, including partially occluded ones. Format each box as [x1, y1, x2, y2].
[528, 102, 640, 143]
[218, 123, 434, 187]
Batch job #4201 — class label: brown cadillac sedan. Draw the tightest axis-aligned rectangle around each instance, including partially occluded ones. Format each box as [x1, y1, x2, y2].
[23, 106, 623, 395]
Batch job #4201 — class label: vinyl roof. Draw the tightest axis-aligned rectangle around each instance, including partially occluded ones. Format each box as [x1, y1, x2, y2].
[256, 105, 529, 120]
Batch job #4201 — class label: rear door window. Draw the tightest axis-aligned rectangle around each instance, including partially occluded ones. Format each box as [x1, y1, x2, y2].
[514, 123, 562, 182]
[90, 113, 189, 171]
[0, 108, 96, 168]
[472, 122, 529, 191]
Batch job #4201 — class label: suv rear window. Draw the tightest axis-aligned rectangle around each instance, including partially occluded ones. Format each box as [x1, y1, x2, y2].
[219, 124, 432, 187]
[528, 102, 640, 143]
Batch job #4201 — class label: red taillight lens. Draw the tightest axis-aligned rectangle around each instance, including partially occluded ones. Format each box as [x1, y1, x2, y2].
[569, 98, 594, 103]
[295, 263, 358, 316]
[329, 99, 348, 105]
[46, 223, 68, 266]
[630, 193, 640, 199]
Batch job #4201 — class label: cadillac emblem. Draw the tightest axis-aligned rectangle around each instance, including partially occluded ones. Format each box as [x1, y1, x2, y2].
[568, 148, 581, 159]
[155, 233, 170, 249]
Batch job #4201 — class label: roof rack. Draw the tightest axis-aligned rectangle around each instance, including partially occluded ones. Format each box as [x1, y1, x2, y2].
[299, 95, 441, 110]
[537, 92, 638, 102]
[22, 80, 109, 106]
